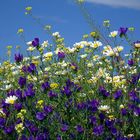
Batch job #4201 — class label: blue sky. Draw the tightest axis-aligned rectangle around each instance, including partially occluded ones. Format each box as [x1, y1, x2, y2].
[0, 0, 140, 61]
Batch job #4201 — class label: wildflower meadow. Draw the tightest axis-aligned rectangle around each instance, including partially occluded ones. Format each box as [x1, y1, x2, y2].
[0, 0, 140, 140]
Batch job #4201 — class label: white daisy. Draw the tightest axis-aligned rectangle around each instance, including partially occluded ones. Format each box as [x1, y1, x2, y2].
[109, 31, 118, 38]
[5, 95, 18, 105]
[98, 105, 110, 112]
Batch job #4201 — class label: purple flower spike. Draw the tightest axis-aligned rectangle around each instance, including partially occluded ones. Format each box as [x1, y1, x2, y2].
[93, 125, 104, 136]
[110, 127, 117, 136]
[18, 77, 26, 88]
[99, 86, 110, 97]
[48, 90, 58, 98]
[61, 86, 72, 97]
[14, 53, 23, 63]
[42, 82, 50, 91]
[24, 86, 35, 97]
[27, 63, 36, 74]
[44, 105, 53, 114]
[36, 112, 46, 121]
[32, 38, 39, 47]
[119, 27, 128, 37]
[61, 124, 69, 132]
[128, 59, 134, 66]
[58, 51, 65, 59]
[76, 125, 84, 133]
[113, 90, 122, 100]
[4, 125, 14, 134]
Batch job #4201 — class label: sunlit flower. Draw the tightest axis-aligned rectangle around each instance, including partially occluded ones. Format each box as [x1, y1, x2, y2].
[103, 45, 114, 56]
[50, 83, 59, 89]
[5, 95, 18, 104]
[17, 28, 24, 34]
[15, 123, 24, 133]
[109, 31, 118, 37]
[91, 41, 102, 48]
[80, 54, 87, 58]
[134, 40, 140, 48]
[41, 41, 48, 48]
[98, 105, 110, 112]
[52, 32, 60, 38]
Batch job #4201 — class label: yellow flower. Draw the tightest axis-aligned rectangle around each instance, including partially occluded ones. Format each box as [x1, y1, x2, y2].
[25, 6, 32, 11]
[36, 100, 44, 109]
[83, 34, 89, 39]
[15, 123, 24, 133]
[50, 83, 59, 89]
[0, 108, 6, 118]
[37, 100, 44, 105]
[128, 27, 135, 31]
[120, 104, 124, 109]
[70, 65, 76, 70]
[90, 32, 96, 37]
[108, 115, 115, 120]
[32, 60, 40, 66]
[17, 28, 24, 34]
[17, 113, 23, 119]
[0, 68, 3, 74]
[20, 109, 27, 114]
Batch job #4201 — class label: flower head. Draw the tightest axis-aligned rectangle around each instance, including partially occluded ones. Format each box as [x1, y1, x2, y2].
[5, 95, 18, 104]
[58, 51, 65, 59]
[14, 53, 23, 63]
[98, 105, 110, 112]
[128, 59, 134, 66]
[61, 124, 69, 132]
[119, 27, 128, 37]
[18, 77, 26, 88]
[113, 90, 122, 100]
[36, 112, 46, 121]
[32, 38, 39, 47]
[134, 40, 140, 48]
[93, 125, 104, 136]
[109, 31, 118, 38]
[76, 125, 84, 133]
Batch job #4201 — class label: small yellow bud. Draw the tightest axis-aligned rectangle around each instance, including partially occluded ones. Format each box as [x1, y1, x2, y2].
[20, 109, 26, 114]
[17, 28, 24, 34]
[25, 6, 32, 11]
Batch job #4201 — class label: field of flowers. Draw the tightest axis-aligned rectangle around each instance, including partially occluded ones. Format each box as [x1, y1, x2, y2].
[0, 1, 140, 140]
